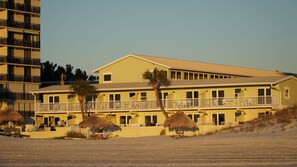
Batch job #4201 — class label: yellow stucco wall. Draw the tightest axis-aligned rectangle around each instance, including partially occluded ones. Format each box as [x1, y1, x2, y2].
[278, 78, 297, 107]
[98, 56, 168, 83]
[0, 10, 7, 20]
[0, 28, 7, 38]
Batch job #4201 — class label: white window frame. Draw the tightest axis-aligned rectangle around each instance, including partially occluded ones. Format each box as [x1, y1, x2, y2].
[103, 73, 112, 82]
[48, 96, 59, 103]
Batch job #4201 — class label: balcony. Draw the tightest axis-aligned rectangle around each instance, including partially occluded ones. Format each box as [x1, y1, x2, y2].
[0, 55, 40, 66]
[35, 96, 279, 113]
[0, 92, 35, 100]
[0, 74, 40, 83]
[0, 1, 40, 14]
[0, 37, 40, 48]
[4, 19, 40, 31]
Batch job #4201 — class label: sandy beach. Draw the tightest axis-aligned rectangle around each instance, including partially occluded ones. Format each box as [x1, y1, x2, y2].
[1, 126, 297, 167]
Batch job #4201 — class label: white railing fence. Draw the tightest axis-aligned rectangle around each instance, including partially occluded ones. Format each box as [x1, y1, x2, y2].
[36, 96, 279, 113]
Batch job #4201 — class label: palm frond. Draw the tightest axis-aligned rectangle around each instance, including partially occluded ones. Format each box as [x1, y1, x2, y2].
[70, 80, 96, 96]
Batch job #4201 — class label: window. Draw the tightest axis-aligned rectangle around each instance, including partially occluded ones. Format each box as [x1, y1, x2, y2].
[258, 88, 271, 104]
[211, 90, 224, 105]
[212, 114, 225, 125]
[145, 115, 157, 126]
[204, 74, 208, 79]
[68, 94, 75, 99]
[109, 94, 121, 109]
[235, 88, 241, 98]
[188, 114, 200, 123]
[284, 87, 290, 99]
[129, 93, 136, 97]
[140, 92, 147, 101]
[49, 96, 59, 110]
[186, 91, 199, 106]
[199, 74, 204, 80]
[120, 115, 132, 125]
[171, 71, 176, 79]
[189, 73, 193, 80]
[177, 72, 181, 79]
[194, 73, 199, 80]
[103, 74, 111, 82]
[210, 75, 214, 79]
[86, 95, 97, 102]
[158, 92, 168, 107]
[184, 72, 189, 80]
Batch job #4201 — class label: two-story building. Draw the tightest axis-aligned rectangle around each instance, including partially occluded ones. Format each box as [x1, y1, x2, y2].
[31, 54, 297, 135]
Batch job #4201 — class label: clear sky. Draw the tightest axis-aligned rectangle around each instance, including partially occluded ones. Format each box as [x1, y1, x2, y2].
[41, 0, 297, 75]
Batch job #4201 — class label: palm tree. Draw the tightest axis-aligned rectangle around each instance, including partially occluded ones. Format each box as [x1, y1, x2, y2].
[70, 80, 96, 120]
[143, 68, 170, 119]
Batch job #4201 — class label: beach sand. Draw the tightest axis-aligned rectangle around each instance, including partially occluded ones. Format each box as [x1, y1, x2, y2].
[0, 126, 297, 166]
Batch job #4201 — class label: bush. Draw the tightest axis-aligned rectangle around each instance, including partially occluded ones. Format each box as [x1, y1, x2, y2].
[275, 106, 297, 123]
[66, 131, 85, 138]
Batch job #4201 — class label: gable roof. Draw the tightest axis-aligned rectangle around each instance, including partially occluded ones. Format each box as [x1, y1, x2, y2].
[92, 54, 282, 77]
[31, 76, 295, 94]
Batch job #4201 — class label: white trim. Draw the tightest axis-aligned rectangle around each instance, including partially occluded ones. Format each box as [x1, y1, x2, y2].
[92, 54, 171, 73]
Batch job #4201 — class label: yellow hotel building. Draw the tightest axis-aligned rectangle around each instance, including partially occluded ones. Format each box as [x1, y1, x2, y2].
[31, 54, 297, 136]
[0, 0, 40, 118]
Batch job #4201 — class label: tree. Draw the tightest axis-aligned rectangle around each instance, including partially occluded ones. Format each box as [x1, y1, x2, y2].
[74, 68, 88, 81]
[143, 68, 170, 119]
[65, 64, 74, 81]
[70, 80, 96, 120]
[40, 61, 90, 83]
[41, 61, 57, 82]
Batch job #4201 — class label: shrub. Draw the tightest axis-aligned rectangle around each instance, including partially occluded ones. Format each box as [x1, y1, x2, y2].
[275, 106, 297, 123]
[66, 131, 85, 138]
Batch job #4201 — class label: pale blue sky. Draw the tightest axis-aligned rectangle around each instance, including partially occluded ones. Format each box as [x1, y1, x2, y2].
[41, 0, 297, 75]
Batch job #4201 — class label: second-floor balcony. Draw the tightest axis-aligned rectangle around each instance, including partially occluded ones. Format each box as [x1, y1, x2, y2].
[0, 92, 35, 100]
[0, 37, 40, 48]
[0, 19, 40, 31]
[0, 1, 40, 14]
[35, 96, 279, 113]
[0, 73, 40, 83]
[0, 55, 40, 66]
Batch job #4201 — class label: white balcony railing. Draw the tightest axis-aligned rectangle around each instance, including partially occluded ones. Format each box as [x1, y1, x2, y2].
[35, 96, 279, 113]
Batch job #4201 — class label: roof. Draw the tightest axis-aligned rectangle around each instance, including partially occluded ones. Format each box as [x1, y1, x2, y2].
[93, 54, 283, 77]
[31, 76, 295, 94]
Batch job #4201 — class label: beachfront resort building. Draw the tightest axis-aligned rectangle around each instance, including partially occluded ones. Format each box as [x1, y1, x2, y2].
[0, 0, 40, 119]
[31, 54, 297, 135]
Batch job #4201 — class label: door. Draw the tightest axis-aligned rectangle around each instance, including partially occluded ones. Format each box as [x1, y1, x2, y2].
[24, 67, 31, 82]
[218, 90, 224, 105]
[211, 90, 224, 106]
[109, 94, 120, 109]
[24, 49, 31, 64]
[258, 88, 271, 104]
[158, 92, 168, 107]
[49, 96, 59, 110]
[24, 14, 31, 29]
[186, 91, 199, 107]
